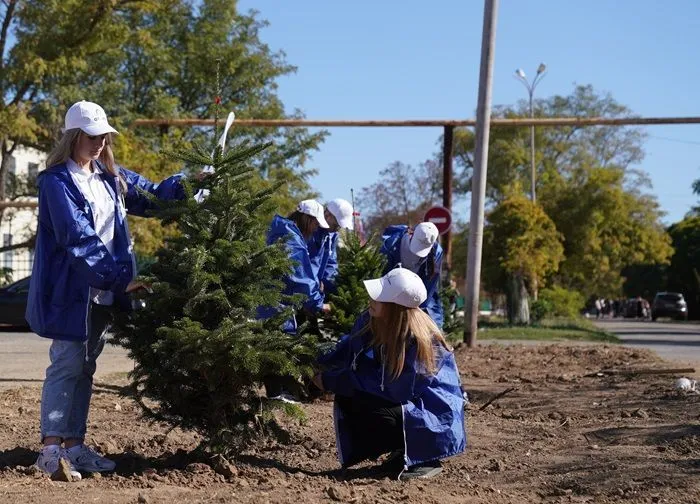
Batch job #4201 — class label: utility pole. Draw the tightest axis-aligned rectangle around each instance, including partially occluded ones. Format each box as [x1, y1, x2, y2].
[442, 125, 454, 273]
[464, 0, 499, 347]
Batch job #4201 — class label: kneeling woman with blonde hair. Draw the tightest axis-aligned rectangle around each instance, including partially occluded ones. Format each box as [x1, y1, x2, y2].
[313, 268, 466, 480]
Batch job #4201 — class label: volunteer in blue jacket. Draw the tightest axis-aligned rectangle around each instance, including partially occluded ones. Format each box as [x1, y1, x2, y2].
[307, 198, 354, 295]
[260, 199, 332, 333]
[313, 267, 465, 480]
[26, 101, 186, 479]
[380, 222, 444, 327]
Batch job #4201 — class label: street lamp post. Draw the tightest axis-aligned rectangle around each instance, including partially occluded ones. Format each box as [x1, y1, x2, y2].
[515, 63, 547, 203]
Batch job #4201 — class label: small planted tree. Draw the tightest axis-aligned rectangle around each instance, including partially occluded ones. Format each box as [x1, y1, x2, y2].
[323, 231, 386, 335]
[111, 139, 319, 455]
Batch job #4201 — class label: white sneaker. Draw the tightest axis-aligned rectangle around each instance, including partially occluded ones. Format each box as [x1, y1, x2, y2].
[65, 444, 116, 472]
[36, 445, 82, 480]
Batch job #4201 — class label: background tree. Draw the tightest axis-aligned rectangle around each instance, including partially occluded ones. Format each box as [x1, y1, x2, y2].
[112, 138, 318, 455]
[2, 0, 326, 257]
[691, 177, 700, 215]
[483, 191, 564, 324]
[666, 215, 700, 319]
[357, 160, 441, 233]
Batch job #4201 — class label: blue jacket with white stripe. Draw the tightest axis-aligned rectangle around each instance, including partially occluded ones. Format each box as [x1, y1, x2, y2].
[380, 225, 444, 328]
[307, 227, 340, 294]
[318, 311, 466, 468]
[25, 162, 184, 341]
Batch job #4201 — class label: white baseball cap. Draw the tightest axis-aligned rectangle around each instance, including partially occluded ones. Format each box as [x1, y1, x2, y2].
[297, 199, 329, 228]
[64, 101, 119, 136]
[409, 222, 439, 258]
[326, 198, 354, 230]
[363, 268, 427, 308]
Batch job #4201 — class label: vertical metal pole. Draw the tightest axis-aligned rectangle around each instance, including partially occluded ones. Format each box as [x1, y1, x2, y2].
[529, 92, 536, 203]
[465, 0, 499, 346]
[442, 125, 454, 274]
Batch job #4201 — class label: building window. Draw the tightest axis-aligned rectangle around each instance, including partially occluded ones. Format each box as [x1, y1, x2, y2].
[3, 233, 12, 270]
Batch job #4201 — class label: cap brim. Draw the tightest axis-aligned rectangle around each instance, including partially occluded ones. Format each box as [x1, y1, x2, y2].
[80, 124, 119, 136]
[409, 238, 432, 258]
[337, 215, 354, 230]
[316, 213, 330, 229]
[363, 278, 388, 302]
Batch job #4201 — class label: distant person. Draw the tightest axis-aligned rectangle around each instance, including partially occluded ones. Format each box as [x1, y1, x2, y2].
[26, 101, 188, 478]
[258, 199, 332, 334]
[380, 222, 444, 328]
[313, 268, 466, 480]
[594, 298, 602, 319]
[307, 198, 355, 295]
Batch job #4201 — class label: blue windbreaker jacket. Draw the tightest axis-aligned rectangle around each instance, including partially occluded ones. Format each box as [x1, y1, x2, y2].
[318, 312, 466, 468]
[257, 215, 325, 332]
[25, 161, 184, 341]
[380, 225, 444, 327]
[307, 227, 339, 294]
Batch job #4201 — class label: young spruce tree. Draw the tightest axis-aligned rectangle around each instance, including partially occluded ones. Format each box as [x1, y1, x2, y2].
[323, 231, 386, 335]
[111, 139, 318, 454]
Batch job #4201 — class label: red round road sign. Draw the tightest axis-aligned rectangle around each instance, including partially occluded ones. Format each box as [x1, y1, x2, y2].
[424, 206, 452, 235]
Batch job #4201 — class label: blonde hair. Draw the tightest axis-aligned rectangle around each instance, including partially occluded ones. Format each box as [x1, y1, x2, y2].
[45, 129, 126, 192]
[369, 304, 450, 380]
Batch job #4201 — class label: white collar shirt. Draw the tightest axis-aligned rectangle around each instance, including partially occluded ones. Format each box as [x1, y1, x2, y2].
[67, 158, 116, 305]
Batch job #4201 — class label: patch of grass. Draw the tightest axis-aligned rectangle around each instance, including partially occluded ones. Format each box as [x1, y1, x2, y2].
[447, 317, 620, 344]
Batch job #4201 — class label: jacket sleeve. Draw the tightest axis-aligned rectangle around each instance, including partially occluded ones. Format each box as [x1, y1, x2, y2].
[380, 225, 406, 273]
[422, 244, 444, 328]
[323, 337, 435, 403]
[40, 176, 132, 293]
[286, 234, 325, 313]
[317, 312, 369, 368]
[120, 166, 186, 217]
[321, 233, 339, 292]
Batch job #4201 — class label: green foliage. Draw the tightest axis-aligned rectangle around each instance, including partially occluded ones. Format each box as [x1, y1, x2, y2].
[538, 287, 586, 319]
[323, 232, 387, 336]
[529, 298, 553, 322]
[450, 85, 672, 298]
[666, 216, 700, 319]
[541, 165, 672, 298]
[483, 191, 564, 294]
[111, 140, 319, 454]
[2, 1, 325, 255]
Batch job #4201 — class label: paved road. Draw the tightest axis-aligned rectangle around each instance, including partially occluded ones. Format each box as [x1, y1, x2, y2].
[594, 319, 700, 375]
[0, 331, 132, 389]
[1, 320, 698, 389]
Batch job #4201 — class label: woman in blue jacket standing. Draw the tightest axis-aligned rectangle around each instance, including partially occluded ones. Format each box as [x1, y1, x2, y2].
[26, 101, 186, 479]
[313, 268, 466, 480]
[260, 199, 332, 334]
[380, 222, 444, 327]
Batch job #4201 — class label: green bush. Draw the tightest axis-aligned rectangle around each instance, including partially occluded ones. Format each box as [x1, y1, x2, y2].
[530, 298, 553, 322]
[539, 286, 585, 319]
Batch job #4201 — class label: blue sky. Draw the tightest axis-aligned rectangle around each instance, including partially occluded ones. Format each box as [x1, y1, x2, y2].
[238, 0, 700, 224]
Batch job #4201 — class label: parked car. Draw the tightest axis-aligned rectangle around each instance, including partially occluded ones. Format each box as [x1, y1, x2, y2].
[651, 292, 688, 321]
[0, 276, 30, 329]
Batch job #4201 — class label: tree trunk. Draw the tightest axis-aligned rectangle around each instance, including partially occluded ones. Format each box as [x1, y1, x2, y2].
[506, 273, 530, 325]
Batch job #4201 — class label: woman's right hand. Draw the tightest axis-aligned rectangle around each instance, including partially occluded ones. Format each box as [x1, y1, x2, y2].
[126, 281, 152, 294]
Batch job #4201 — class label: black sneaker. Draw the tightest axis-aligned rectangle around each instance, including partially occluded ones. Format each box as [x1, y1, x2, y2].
[399, 460, 443, 481]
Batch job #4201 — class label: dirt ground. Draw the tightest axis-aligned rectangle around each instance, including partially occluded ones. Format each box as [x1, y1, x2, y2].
[1, 343, 699, 504]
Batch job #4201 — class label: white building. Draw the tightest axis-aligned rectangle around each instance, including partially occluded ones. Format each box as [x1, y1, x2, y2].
[1, 145, 46, 282]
